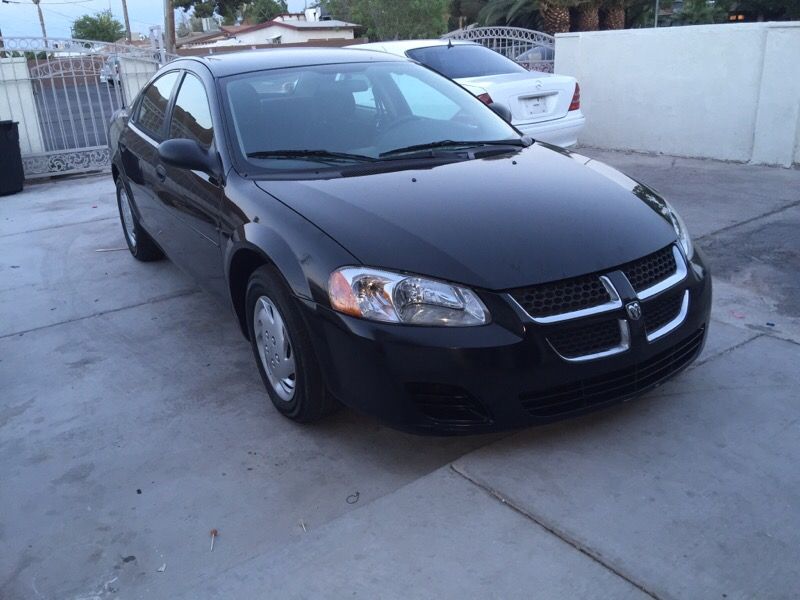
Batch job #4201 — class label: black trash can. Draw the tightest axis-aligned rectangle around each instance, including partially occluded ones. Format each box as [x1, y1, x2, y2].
[0, 120, 24, 196]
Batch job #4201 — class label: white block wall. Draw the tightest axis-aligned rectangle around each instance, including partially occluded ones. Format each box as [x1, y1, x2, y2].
[555, 22, 800, 167]
[0, 57, 45, 155]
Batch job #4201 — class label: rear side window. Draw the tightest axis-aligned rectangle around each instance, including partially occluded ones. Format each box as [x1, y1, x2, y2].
[406, 45, 527, 79]
[135, 71, 180, 136]
[169, 73, 213, 147]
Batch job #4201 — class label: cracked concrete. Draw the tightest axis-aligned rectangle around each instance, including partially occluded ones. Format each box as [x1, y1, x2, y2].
[1, 149, 799, 599]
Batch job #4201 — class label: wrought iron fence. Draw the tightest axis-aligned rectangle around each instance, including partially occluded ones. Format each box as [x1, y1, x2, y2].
[0, 36, 172, 178]
[442, 26, 555, 74]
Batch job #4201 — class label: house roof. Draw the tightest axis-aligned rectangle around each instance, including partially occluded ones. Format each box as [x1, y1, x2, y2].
[220, 17, 359, 37]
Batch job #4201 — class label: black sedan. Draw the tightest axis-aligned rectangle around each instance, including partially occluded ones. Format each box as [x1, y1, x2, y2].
[109, 48, 711, 434]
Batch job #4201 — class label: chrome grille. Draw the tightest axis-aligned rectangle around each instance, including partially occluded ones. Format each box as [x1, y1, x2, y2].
[548, 319, 623, 359]
[644, 290, 684, 335]
[508, 274, 612, 319]
[620, 245, 677, 293]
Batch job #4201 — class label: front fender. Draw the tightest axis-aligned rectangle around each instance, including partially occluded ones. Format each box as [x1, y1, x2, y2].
[220, 176, 359, 336]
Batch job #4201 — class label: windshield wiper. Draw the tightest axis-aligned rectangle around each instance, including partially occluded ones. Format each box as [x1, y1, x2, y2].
[247, 149, 377, 163]
[379, 138, 527, 158]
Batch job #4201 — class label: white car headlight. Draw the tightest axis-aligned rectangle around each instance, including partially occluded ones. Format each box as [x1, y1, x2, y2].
[328, 267, 490, 327]
[665, 201, 694, 259]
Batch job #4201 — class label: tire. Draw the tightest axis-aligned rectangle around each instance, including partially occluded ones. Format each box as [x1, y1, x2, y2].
[246, 265, 338, 423]
[116, 177, 163, 262]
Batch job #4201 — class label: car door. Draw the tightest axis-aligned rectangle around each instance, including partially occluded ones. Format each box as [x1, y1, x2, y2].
[158, 70, 226, 299]
[119, 70, 181, 237]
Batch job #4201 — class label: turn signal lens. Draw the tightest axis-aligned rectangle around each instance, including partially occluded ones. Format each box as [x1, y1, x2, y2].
[568, 83, 580, 111]
[476, 92, 494, 105]
[328, 270, 362, 317]
[328, 267, 490, 327]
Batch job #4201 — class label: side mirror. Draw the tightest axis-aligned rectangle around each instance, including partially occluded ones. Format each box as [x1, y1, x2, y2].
[489, 102, 513, 123]
[158, 139, 218, 176]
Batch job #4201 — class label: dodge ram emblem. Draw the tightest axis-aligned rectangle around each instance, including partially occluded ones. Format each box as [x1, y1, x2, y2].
[626, 301, 642, 321]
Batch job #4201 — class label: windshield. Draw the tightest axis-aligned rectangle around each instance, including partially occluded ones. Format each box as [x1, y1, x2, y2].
[406, 45, 527, 79]
[222, 60, 520, 174]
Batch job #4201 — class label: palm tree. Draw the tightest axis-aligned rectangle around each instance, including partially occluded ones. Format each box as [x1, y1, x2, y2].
[479, 0, 539, 28]
[538, 0, 572, 33]
[600, 0, 626, 28]
[480, 0, 573, 34]
[574, 0, 600, 30]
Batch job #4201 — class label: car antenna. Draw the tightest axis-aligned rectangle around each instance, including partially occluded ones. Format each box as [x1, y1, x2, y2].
[447, 38, 453, 48]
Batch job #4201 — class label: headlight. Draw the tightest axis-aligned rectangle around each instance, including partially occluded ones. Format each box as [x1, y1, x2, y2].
[665, 201, 694, 259]
[328, 267, 490, 327]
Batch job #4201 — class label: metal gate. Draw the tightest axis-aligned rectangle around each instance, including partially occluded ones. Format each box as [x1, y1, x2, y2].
[0, 36, 169, 178]
[441, 26, 555, 74]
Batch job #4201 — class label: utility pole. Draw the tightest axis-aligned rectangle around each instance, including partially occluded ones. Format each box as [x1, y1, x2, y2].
[654, 0, 660, 27]
[121, 0, 132, 42]
[164, 0, 175, 53]
[32, 0, 47, 42]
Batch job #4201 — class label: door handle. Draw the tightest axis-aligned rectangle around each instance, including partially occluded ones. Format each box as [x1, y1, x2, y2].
[156, 164, 167, 182]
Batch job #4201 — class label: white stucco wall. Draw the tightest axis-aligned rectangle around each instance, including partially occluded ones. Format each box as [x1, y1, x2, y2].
[118, 56, 159, 108]
[237, 24, 354, 45]
[0, 57, 45, 155]
[555, 22, 800, 166]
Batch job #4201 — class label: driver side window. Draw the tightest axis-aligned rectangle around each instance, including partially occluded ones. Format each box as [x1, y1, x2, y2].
[169, 73, 214, 147]
[135, 71, 180, 137]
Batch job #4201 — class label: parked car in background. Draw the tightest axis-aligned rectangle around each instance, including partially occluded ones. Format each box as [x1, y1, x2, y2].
[99, 55, 120, 85]
[351, 40, 585, 148]
[108, 48, 709, 434]
[515, 45, 556, 71]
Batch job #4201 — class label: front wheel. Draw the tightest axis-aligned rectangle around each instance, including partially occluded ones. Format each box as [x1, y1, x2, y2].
[246, 265, 337, 423]
[116, 178, 162, 262]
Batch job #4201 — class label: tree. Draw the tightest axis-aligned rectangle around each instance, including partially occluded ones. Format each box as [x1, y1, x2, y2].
[243, 0, 288, 23]
[574, 0, 601, 30]
[479, 0, 540, 28]
[479, 0, 574, 34]
[71, 10, 125, 42]
[319, 0, 450, 40]
[671, 0, 727, 24]
[449, 0, 490, 29]
[600, 0, 625, 28]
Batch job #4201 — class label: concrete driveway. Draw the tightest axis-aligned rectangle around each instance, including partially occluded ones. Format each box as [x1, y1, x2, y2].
[1, 150, 798, 599]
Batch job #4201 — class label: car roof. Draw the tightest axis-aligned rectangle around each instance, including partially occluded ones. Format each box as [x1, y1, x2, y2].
[352, 39, 477, 56]
[172, 47, 406, 78]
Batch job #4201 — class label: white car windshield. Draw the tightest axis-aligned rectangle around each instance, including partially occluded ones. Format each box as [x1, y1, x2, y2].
[222, 60, 521, 172]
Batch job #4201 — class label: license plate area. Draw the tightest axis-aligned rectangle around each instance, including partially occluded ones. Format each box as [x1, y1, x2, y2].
[520, 96, 547, 119]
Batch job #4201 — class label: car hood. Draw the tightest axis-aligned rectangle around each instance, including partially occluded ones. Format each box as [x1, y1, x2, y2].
[254, 144, 677, 291]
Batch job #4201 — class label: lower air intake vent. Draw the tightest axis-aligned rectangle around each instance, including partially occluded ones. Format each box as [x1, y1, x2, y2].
[521, 328, 705, 418]
[548, 319, 622, 359]
[644, 290, 684, 335]
[406, 383, 491, 426]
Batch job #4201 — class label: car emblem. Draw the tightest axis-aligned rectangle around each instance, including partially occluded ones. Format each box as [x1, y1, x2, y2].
[535, 80, 543, 89]
[626, 301, 642, 321]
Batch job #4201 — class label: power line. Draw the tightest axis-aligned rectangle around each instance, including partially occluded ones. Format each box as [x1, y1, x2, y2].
[1, 0, 93, 5]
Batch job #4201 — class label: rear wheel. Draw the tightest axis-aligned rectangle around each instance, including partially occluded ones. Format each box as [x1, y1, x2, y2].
[116, 178, 162, 261]
[246, 265, 337, 423]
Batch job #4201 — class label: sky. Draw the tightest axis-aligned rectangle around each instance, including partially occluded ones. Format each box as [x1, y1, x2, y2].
[0, 0, 308, 39]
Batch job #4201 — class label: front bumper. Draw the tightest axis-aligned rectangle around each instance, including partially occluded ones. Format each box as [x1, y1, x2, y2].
[516, 111, 586, 148]
[299, 249, 711, 434]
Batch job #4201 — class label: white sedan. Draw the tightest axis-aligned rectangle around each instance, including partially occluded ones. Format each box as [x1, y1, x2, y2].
[350, 39, 585, 148]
